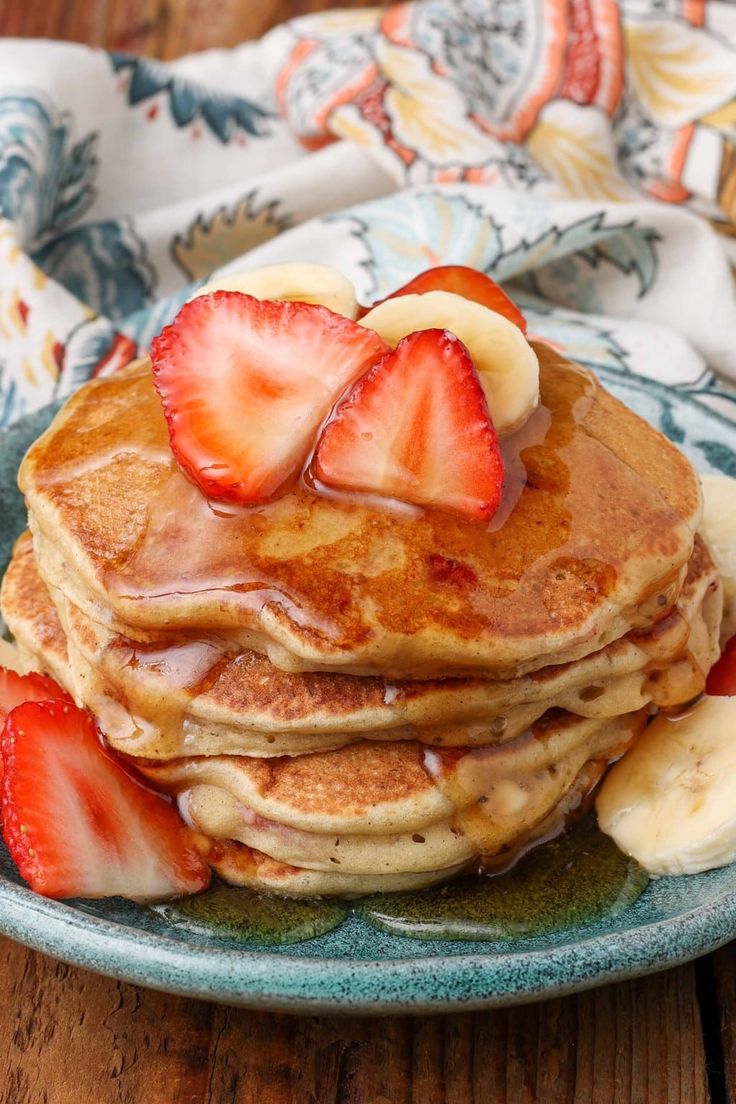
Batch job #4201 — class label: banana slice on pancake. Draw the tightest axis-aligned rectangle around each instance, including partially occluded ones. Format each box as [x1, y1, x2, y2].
[597, 696, 736, 875]
[360, 290, 539, 435]
[188, 262, 359, 319]
[700, 473, 736, 642]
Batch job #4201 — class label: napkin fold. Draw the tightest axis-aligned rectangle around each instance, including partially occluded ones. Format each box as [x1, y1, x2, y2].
[0, 1, 734, 474]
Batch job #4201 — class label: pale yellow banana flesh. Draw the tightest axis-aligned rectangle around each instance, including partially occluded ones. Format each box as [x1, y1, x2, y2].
[700, 473, 736, 643]
[359, 291, 539, 436]
[597, 695, 736, 875]
[188, 263, 359, 320]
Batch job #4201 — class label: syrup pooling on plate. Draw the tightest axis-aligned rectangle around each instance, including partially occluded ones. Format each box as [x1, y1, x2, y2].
[356, 817, 649, 941]
[156, 884, 348, 945]
[24, 346, 699, 679]
[154, 817, 649, 945]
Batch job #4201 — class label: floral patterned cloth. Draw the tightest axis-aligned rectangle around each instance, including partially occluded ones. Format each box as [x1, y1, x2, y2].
[0, 3, 735, 473]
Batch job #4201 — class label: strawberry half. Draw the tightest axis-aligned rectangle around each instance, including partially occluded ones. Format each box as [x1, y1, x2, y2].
[151, 292, 388, 504]
[0, 667, 71, 791]
[0, 666, 71, 722]
[374, 266, 527, 334]
[1, 700, 211, 900]
[706, 635, 736, 696]
[314, 328, 504, 520]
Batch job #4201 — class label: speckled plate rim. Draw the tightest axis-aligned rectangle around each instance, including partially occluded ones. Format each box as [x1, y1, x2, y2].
[1, 875, 736, 1014]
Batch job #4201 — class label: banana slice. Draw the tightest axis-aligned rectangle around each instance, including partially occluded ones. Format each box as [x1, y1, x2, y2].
[188, 263, 359, 320]
[700, 473, 736, 643]
[359, 291, 539, 435]
[597, 696, 736, 875]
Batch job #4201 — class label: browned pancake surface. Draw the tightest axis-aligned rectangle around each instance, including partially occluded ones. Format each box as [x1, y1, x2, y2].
[20, 345, 701, 676]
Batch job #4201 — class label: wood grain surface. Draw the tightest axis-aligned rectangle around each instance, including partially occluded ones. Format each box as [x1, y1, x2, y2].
[1, 1, 734, 1101]
[0, 934, 718, 1104]
[0, 0, 397, 58]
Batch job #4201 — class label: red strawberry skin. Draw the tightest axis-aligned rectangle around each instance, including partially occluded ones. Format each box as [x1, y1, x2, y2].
[151, 292, 388, 504]
[0, 667, 71, 722]
[314, 328, 504, 521]
[1, 700, 210, 900]
[375, 266, 527, 334]
[0, 667, 72, 790]
[706, 635, 736, 696]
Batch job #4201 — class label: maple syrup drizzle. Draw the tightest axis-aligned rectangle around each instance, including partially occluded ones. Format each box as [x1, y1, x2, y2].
[91, 552, 703, 753]
[421, 709, 648, 865]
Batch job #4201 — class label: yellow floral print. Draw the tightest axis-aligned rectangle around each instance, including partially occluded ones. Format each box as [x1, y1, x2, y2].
[625, 19, 736, 128]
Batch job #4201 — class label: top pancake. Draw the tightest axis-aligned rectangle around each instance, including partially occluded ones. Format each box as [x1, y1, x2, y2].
[20, 344, 701, 678]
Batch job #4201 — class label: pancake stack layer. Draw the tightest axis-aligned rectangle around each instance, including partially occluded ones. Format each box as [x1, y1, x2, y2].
[2, 344, 722, 896]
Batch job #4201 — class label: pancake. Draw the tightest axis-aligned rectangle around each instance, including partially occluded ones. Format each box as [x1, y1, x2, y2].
[203, 760, 605, 895]
[1, 545, 719, 897]
[0, 544, 654, 892]
[140, 711, 642, 837]
[133, 711, 644, 888]
[6, 332, 722, 900]
[137, 711, 646, 889]
[3, 533, 721, 758]
[206, 844, 469, 896]
[20, 344, 702, 679]
[0, 538, 71, 688]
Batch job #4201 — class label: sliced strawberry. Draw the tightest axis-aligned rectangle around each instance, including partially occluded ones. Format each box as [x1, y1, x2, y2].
[0, 667, 71, 722]
[151, 292, 388, 504]
[374, 266, 527, 334]
[0, 667, 72, 790]
[1, 700, 211, 900]
[706, 635, 736, 696]
[314, 328, 504, 520]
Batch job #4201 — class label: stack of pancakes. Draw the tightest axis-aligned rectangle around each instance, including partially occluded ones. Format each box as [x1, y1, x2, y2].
[1, 344, 722, 896]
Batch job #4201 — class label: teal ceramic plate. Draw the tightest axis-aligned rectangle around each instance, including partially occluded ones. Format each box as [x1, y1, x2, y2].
[0, 374, 735, 1014]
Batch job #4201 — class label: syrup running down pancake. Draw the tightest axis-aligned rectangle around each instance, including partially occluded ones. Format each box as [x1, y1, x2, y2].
[3, 532, 721, 760]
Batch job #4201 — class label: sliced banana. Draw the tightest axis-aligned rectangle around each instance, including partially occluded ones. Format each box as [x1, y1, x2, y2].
[597, 696, 736, 875]
[359, 291, 539, 435]
[188, 263, 359, 320]
[700, 473, 736, 643]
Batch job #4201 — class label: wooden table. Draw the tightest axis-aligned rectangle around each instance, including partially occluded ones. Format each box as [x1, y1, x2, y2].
[1, 935, 734, 1102]
[1, 2, 734, 1101]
